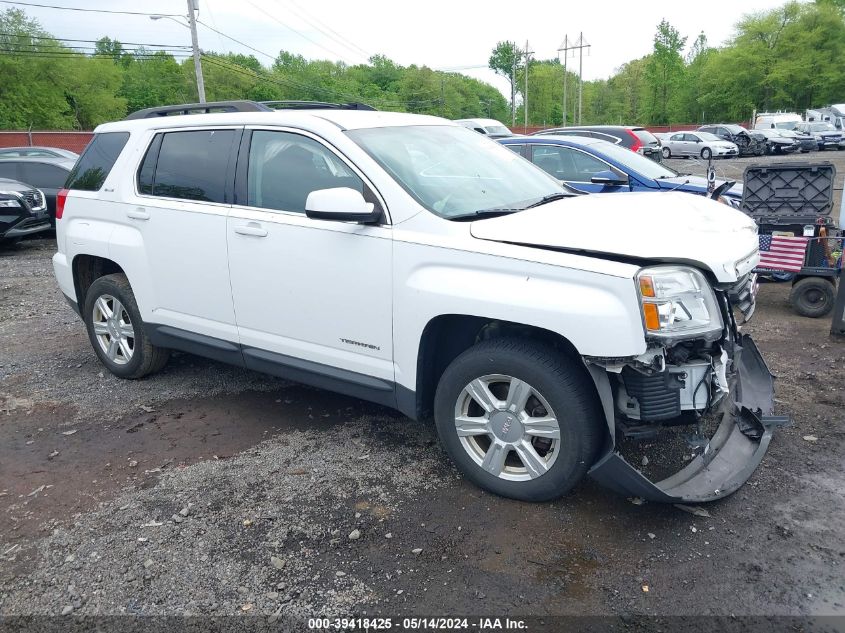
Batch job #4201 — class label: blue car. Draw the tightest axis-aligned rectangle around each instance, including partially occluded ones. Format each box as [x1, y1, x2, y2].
[498, 135, 742, 206]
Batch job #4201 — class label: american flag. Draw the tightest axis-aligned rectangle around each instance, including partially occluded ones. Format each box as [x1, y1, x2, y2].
[757, 235, 808, 272]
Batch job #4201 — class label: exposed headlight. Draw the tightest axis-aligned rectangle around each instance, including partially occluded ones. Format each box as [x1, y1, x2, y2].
[636, 266, 723, 340]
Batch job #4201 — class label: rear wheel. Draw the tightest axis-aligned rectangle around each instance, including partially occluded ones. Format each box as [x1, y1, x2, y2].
[789, 277, 836, 318]
[83, 274, 169, 378]
[433, 338, 603, 502]
[662, 147, 671, 159]
[700, 147, 712, 160]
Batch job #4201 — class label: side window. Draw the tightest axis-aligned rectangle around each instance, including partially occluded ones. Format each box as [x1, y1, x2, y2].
[246, 130, 364, 214]
[143, 130, 235, 203]
[561, 148, 610, 181]
[66, 132, 129, 191]
[670, 133, 684, 141]
[683, 133, 697, 142]
[19, 163, 68, 188]
[505, 144, 526, 156]
[0, 163, 18, 180]
[531, 146, 568, 179]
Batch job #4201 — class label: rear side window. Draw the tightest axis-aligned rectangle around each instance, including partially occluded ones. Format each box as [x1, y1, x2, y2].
[138, 130, 235, 203]
[65, 132, 129, 191]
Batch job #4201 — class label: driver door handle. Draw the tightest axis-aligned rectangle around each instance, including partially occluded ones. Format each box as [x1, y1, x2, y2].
[233, 222, 268, 237]
[127, 208, 149, 221]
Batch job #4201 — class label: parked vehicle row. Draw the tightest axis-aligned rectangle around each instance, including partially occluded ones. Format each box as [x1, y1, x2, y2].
[498, 134, 742, 205]
[0, 156, 75, 225]
[49, 99, 776, 506]
[533, 125, 663, 162]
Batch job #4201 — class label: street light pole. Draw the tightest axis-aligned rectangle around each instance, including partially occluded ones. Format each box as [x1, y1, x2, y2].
[186, 0, 205, 103]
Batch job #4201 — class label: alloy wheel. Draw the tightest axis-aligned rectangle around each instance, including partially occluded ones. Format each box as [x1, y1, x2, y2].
[453, 374, 561, 481]
[91, 294, 135, 365]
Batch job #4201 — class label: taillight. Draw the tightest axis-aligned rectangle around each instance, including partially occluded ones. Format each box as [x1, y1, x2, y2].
[56, 188, 68, 220]
[625, 129, 643, 153]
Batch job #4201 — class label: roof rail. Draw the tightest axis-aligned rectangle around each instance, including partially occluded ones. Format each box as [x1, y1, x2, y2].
[260, 100, 377, 111]
[124, 100, 273, 120]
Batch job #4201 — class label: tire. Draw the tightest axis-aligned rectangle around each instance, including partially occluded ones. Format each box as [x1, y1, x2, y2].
[433, 338, 603, 502]
[700, 147, 712, 160]
[83, 273, 170, 378]
[789, 277, 836, 318]
[662, 147, 671, 159]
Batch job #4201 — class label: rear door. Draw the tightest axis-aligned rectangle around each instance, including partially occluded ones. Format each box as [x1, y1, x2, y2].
[226, 127, 394, 403]
[126, 127, 241, 347]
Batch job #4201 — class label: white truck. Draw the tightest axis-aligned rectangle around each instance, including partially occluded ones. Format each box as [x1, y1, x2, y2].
[52, 101, 779, 504]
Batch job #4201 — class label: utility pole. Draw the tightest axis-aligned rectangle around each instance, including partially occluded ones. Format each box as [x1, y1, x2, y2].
[524, 40, 534, 130]
[186, 0, 206, 103]
[557, 35, 571, 127]
[510, 42, 516, 126]
[575, 32, 590, 125]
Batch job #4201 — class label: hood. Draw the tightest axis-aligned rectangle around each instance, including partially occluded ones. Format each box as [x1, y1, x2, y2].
[470, 192, 759, 283]
[0, 177, 30, 193]
[655, 175, 743, 198]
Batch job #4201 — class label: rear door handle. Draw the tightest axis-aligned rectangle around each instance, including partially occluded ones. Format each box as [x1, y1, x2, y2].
[127, 208, 149, 221]
[233, 222, 268, 237]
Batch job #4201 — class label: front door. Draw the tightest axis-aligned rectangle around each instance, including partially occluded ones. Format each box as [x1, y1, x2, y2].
[226, 128, 394, 403]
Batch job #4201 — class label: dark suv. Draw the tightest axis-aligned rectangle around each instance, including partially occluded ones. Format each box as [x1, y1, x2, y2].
[0, 177, 51, 243]
[533, 125, 663, 161]
[697, 124, 766, 157]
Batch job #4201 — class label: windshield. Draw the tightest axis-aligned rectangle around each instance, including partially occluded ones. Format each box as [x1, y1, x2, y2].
[774, 121, 800, 129]
[809, 122, 836, 132]
[696, 132, 722, 142]
[589, 140, 679, 179]
[484, 125, 512, 136]
[347, 125, 563, 219]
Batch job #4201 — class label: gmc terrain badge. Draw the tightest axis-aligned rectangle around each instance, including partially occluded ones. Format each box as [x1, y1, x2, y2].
[340, 338, 380, 351]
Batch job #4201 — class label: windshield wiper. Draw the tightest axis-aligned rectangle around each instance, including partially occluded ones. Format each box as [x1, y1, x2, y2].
[449, 209, 520, 221]
[524, 192, 572, 209]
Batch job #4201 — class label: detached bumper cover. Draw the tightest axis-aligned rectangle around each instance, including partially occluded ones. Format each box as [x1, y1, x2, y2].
[588, 335, 786, 503]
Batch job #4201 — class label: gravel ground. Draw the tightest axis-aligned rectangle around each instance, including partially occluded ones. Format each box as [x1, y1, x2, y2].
[1, 159, 844, 627]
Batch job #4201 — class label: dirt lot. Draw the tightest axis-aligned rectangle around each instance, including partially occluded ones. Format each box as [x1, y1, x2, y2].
[1, 154, 844, 628]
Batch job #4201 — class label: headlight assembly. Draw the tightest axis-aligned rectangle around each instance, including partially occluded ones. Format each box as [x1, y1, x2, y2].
[0, 196, 22, 208]
[636, 266, 723, 340]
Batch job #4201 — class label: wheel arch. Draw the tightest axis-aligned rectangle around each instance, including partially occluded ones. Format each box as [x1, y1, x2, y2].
[71, 254, 126, 309]
[409, 314, 592, 421]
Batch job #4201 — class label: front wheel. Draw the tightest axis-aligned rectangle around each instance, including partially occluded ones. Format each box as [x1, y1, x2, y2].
[83, 273, 170, 378]
[700, 147, 712, 160]
[433, 338, 603, 502]
[662, 147, 671, 159]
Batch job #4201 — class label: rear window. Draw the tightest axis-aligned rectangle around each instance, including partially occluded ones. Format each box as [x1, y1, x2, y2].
[632, 128, 659, 145]
[137, 129, 235, 203]
[65, 132, 129, 191]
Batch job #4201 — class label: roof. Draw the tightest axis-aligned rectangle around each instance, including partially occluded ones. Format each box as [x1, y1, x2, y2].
[454, 118, 509, 127]
[95, 109, 454, 134]
[501, 134, 602, 147]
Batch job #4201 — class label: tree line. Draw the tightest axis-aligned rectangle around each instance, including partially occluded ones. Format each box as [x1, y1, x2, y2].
[493, 0, 845, 127]
[0, 8, 508, 130]
[3, 0, 845, 131]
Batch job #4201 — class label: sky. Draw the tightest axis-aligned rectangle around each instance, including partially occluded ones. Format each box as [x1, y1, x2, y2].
[8, 0, 792, 97]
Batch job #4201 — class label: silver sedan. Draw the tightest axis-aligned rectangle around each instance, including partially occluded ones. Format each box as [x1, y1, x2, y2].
[660, 131, 739, 160]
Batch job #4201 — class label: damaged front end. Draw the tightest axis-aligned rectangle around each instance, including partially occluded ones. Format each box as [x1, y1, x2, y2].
[585, 268, 788, 503]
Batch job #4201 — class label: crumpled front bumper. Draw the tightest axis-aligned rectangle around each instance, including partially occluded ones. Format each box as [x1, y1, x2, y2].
[588, 335, 785, 503]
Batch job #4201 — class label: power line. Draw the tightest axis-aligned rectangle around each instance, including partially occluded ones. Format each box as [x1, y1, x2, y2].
[0, 48, 192, 59]
[195, 19, 275, 61]
[273, 0, 369, 60]
[286, 0, 369, 58]
[0, 1, 181, 17]
[0, 32, 192, 49]
[242, 0, 355, 64]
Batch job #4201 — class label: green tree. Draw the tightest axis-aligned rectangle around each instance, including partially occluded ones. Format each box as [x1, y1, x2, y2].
[488, 41, 522, 111]
[645, 19, 687, 124]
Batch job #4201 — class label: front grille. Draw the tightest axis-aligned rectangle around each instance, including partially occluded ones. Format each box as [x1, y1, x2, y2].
[19, 189, 43, 210]
[727, 273, 758, 323]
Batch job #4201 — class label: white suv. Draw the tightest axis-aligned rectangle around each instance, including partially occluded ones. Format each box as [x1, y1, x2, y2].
[53, 101, 780, 503]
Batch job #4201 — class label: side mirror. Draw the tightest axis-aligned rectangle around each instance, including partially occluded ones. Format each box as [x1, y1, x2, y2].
[305, 187, 379, 223]
[591, 170, 629, 186]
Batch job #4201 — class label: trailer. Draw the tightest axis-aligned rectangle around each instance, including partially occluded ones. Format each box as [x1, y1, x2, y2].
[741, 162, 842, 317]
